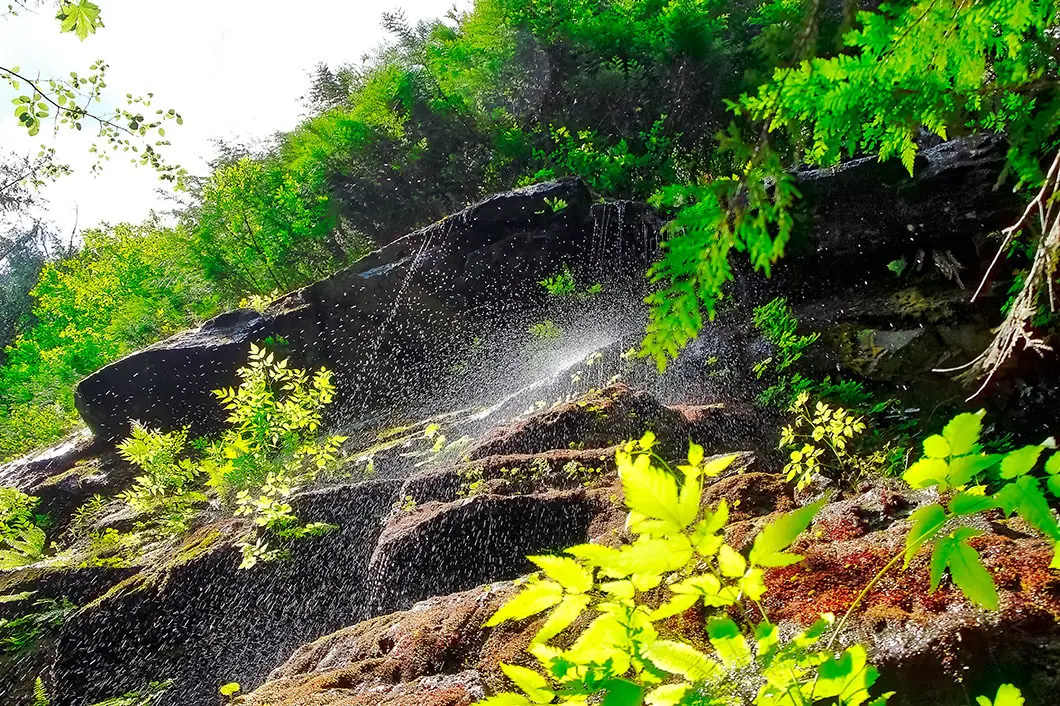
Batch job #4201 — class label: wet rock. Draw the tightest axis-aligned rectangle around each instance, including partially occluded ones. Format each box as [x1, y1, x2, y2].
[73, 179, 663, 442]
[244, 480, 1060, 706]
[402, 446, 619, 505]
[790, 134, 1020, 287]
[762, 525, 1060, 705]
[48, 479, 401, 706]
[242, 584, 524, 706]
[464, 384, 689, 460]
[0, 436, 137, 535]
[365, 490, 604, 615]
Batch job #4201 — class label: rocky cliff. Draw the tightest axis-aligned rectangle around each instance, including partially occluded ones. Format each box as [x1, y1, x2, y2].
[1, 137, 1057, 706]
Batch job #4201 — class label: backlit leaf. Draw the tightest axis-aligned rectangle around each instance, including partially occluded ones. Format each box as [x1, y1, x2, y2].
[749, 497, 826, 567]
[485, 580, 564, 627]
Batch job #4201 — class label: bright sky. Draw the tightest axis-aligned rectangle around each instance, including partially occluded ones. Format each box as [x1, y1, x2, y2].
[0, 0, 464, 235]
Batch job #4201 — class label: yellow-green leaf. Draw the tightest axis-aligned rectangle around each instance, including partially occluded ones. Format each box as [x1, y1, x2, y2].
[532, 594, 590, 644]
[500, 664, 554, 704]
[707, 617, 751, 667]
[485, 580, 564, 627]
[642, 640, 723, 682]
[529, 555, 593, 594]
[749, 497, 825, 567]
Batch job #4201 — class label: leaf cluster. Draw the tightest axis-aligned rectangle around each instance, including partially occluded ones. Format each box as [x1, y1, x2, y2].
[902, 411, 1060, 610]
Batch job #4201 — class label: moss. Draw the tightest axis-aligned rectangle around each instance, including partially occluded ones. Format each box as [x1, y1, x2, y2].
[167, 526, 224, 569]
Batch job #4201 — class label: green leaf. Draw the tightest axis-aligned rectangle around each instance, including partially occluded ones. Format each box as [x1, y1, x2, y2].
[601, 678, 644, 706]
[484, 580, 564, 627]
[620, 454, 696, 530]
[813, 645, 879, 706]
[532, 594, 590, 644]
[903, 458, 950, 490]
[645, 683, 690, 706]
[642, 640, 723, 682]
[942, 412, 983, 456]
[749, 497, 826, 567]
[500, 663, 554, 704]
[57, 0, 103, 40]
[947, 454, 1002, 486]
[948, 492, 994, 516]
[994, 476, 1060, 540]
[1047, 475, 1060, 498]
[923, 435, 950, 459]
[905, 504, 947, 567]
[999, 445, 1044, 479]
[528, 555, 593, 594]
[219, 683, 240, 697]
[1045, 452, 1060, 475]
[975, 684, 1025, 706]
[706, 617, 751, 667]
[930, 528, 998, 610]
[717, 544, 747, 577]
[649, 593, 699, 621]
[599, 535, 694, 576]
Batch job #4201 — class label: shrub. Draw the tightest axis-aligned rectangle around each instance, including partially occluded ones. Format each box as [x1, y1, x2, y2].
[118, 345, 346, 569]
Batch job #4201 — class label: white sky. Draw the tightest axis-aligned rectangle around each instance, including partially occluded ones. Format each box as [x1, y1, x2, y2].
[0, 0, 464, 235]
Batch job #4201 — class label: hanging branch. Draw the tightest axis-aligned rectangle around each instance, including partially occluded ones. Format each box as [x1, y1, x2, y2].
[936, 151, 1060, 399]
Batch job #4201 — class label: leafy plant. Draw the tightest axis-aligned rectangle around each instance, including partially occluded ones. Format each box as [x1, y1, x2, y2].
[32, 677, 49, 706]
[544, 197, 568, 213]
[0, 597, 77, 655]
[0, 486, 47, 568]
[115, 345, 345, 569]
[68, 494, 109, 539]
[529, 320, 563, 341]
[780, 393, 882, 491]
[475, 432, 890, 705]
[900, 411, 1060, 609]
[753, 298, 819, 376]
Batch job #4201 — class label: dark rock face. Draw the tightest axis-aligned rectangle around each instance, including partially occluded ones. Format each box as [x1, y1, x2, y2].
[74, 180, 662, 442]
[49, 479, 402, 706]
[365, 490, 603, 615]
[791, 134, 1020, 280]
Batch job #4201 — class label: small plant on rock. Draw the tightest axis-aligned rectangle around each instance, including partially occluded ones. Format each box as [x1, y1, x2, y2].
[116, 344, 346, 569]
[476, 433, 889, 705]
[0, 597, 77, 654]
[780, 393, 883, 491]
[0, 487, 47, 569]
[475, 431, 1032, 706]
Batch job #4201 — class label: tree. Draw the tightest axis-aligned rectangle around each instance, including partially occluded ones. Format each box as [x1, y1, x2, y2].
[0, 1, 185, 191]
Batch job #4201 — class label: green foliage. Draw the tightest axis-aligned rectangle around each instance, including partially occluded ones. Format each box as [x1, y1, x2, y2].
[112, 345, 345, 569]
[0, 597, 77, 654]
[538, 265, 603, 301]
[88, 680, 172, 706]
[1, 2, 184, 182]
[753, 297, 819, 375]
[0, 486, 47, 568]
[68, 494, 109, 539]
[643, 143, 800, 369]
[902, 411, 1060, 609]
[476, 434, 893, 705]
[529, 320, 563, 341]
[32, 676, 49, 706]
[642, 0, 1059, 366]
[0, 222, 221, 461]
[118, 425, 205, 514]
[977, 684, 1025, 706]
